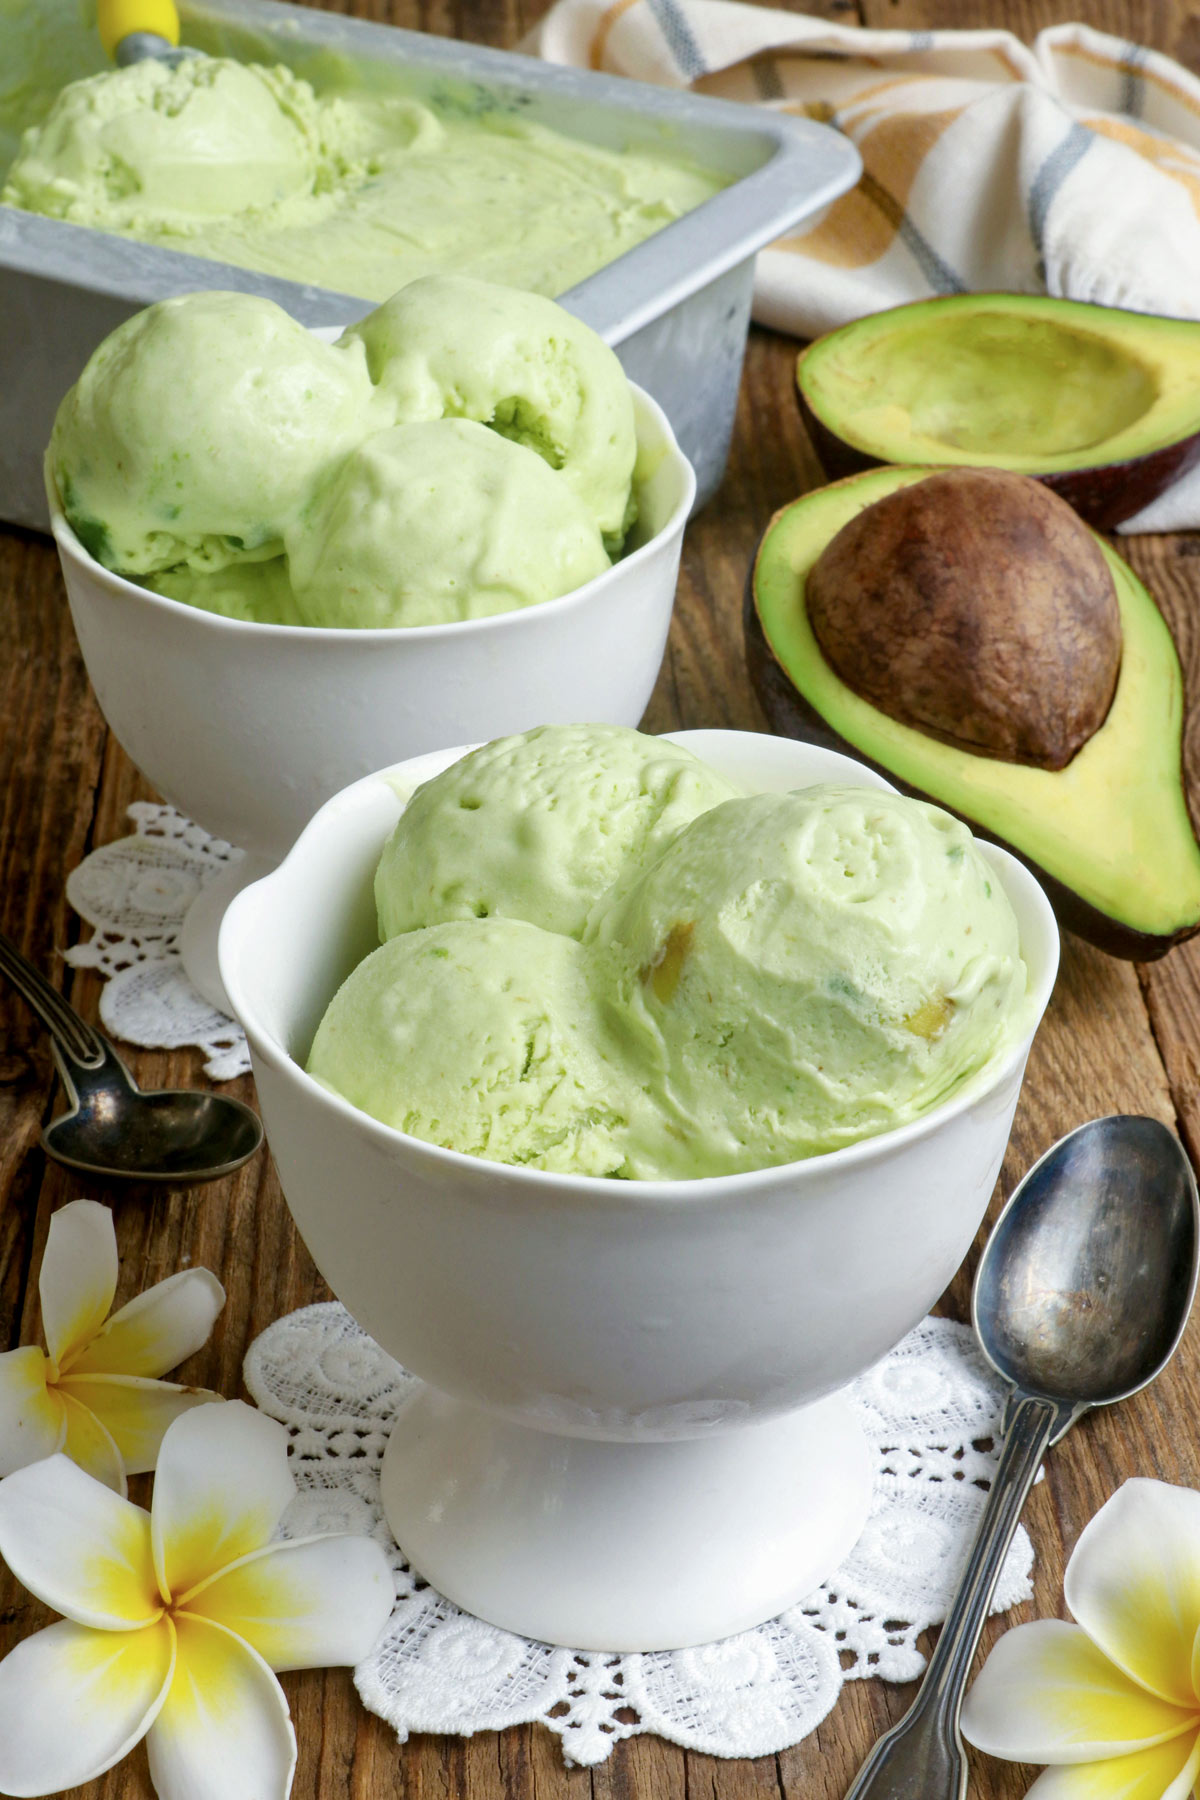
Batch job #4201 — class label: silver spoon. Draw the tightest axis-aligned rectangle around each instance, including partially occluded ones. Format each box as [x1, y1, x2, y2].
[0, 931, 262, 1184]
[842, 1114, 1200, 1800]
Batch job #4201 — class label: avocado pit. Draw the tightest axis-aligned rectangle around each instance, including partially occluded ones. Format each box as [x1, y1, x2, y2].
[805, 468, 1122, 771]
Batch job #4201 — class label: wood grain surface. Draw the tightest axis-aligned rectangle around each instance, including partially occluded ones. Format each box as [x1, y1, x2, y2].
[3, 1, 1200, 1795]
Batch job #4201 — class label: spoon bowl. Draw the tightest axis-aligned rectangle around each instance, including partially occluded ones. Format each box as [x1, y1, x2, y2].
[975, 1114, 1198, 1418]
[1, 931, 262, 1185]
[845, 1113, 1199, 1800]
[42, 1058, 264, 1184]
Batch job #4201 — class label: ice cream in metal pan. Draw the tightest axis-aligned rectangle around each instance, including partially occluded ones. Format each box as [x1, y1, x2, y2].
[5, 52, 728, 304]
[0, 0, 861, 526]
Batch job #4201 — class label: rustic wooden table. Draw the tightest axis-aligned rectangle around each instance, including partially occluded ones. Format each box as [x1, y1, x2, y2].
[3, 0, 1200, 1794]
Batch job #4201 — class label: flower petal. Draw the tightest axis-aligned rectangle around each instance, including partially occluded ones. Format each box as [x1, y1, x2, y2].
[146, 1613, 296, 1800]
[0, 1453, 161, 1627]
[65, 1269, 226, 1379]
[0, 1617, 174, 1798]
[1021, 1727, 1200, 1800]
[61, 1374, 222, 1475]
[963, 1620, 1200, 1761]
[60, 1389, 127, 1495]
[182, 1533, 394, 1668]
[153, 1401, 294, 1602]
[1066, 1480, 1200, 1706]
[39, 1200, 118, 1371]
[0, 1347, 65, 1477]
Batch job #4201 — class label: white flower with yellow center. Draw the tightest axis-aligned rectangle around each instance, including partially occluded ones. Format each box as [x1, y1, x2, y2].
[0, 1200, 224, 1493]
[0, 1399, 394, 1798]
[963, 1479, 1200, 1798]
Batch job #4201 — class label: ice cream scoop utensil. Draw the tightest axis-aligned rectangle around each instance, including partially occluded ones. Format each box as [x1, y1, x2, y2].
[0, 931, 262, 1183]
[842, 1113, 1199, 1800]
[97, 0, 200, 68]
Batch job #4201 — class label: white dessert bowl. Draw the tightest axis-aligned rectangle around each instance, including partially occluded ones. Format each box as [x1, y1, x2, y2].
[218, 728, 1060, 1653]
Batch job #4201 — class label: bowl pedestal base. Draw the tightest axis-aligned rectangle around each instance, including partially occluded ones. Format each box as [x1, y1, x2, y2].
[380, 1383, 873, 1651]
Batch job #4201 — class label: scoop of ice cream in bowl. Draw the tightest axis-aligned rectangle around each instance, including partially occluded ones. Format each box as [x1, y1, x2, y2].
[218, 723, 1059, 1652]
[45, 276, 694, 1008]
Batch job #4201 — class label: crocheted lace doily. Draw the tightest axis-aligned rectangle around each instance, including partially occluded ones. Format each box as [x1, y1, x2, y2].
[245, 1303, 1034, 1767]
[65, 802, 250, 1081]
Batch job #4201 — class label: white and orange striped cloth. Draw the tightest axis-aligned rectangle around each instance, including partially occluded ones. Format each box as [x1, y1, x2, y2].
[528, 0, 1200, 528]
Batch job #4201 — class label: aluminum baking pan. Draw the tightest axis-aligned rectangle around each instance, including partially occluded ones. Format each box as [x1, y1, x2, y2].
[0, 0, 860, 527]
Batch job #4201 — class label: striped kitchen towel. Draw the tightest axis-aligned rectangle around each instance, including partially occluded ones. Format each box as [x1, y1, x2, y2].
[528, 0, 1200, 529]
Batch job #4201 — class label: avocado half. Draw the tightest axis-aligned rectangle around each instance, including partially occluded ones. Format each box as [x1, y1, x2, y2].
[795, 294, 1200, 530]
[745, 465, 1200, 960]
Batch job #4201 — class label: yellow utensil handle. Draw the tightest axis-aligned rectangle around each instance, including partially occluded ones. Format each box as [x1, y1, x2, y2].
[97, 0, 181, 56]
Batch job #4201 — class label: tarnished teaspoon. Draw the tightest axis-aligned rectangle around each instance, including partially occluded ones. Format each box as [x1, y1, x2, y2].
[842, 1114, 1199, 1800]
[0, 931, 262, 1184]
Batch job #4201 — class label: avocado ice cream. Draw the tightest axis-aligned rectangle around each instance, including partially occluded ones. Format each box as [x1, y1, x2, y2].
[50, 276, 641, 625]
[375, 725, 743, 942]
[344, 278, 638, 544]
[146, 557, 303, 627]
[588, 785, 1029, 1175]
[2, 33, 727, 303]
[307, 920, 655, 1179]
[4, 58, 323, 230]
[310, 727, 1032, 1179]
[50, 290, 380, 575]
[285, 420, 610, 628]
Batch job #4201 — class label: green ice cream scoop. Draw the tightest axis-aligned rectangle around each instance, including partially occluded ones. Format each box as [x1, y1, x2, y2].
[374, 724, 744, 943]
[342, 275, 638, 545]
[307, 919, 651, 1178]
[145, 557, 302, 625]
[284, 419, 611, 629]
[589, 784, 1030, 1177]
[50, 290, 379, 575]
[5, 57, 322, 228]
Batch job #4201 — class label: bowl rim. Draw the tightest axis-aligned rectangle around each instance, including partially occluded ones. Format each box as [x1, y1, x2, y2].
[222, 729, 1062, 1206]
[46, 379, 695, 643]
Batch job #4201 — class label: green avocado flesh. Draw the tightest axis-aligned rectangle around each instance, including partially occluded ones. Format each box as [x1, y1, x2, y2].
[753, 466, 1200, 945]
[796, 294, 1200, 473]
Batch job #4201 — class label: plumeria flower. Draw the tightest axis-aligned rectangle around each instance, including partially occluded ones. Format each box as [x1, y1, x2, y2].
[963, 1478, 1200, 1798]
[0, 1399, 394, 1799]
[0, 1200, 224, 1494]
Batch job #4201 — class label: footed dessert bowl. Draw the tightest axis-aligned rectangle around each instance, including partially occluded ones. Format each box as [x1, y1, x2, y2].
[217, 730, 1059, 1652]
[47, 383, 694, 1010]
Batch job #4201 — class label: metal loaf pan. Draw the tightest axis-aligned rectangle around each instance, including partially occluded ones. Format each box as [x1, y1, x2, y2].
[0, 0, 860, 528]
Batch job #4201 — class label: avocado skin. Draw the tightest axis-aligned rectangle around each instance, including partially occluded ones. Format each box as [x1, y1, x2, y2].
[743, 527, 1200, 964]
[797, 392, 1200, 534]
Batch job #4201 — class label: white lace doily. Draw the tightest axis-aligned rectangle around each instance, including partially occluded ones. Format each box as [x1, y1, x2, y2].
[65, 803, 250, 1080]
[245, 1303, 1034, 1767]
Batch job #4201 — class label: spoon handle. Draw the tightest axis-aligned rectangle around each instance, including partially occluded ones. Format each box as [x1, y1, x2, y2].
[842, 1390, 1062, 1800]
[0, 930, 107, 1070]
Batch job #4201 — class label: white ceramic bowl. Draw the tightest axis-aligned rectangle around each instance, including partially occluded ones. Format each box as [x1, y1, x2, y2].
[48, 384, 694, 863]
[219, 729, 1060, 1651]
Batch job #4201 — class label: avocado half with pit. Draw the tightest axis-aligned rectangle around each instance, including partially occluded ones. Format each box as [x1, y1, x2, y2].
[795, 294, 1200, 529]
[745, 464, 1200, 959]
